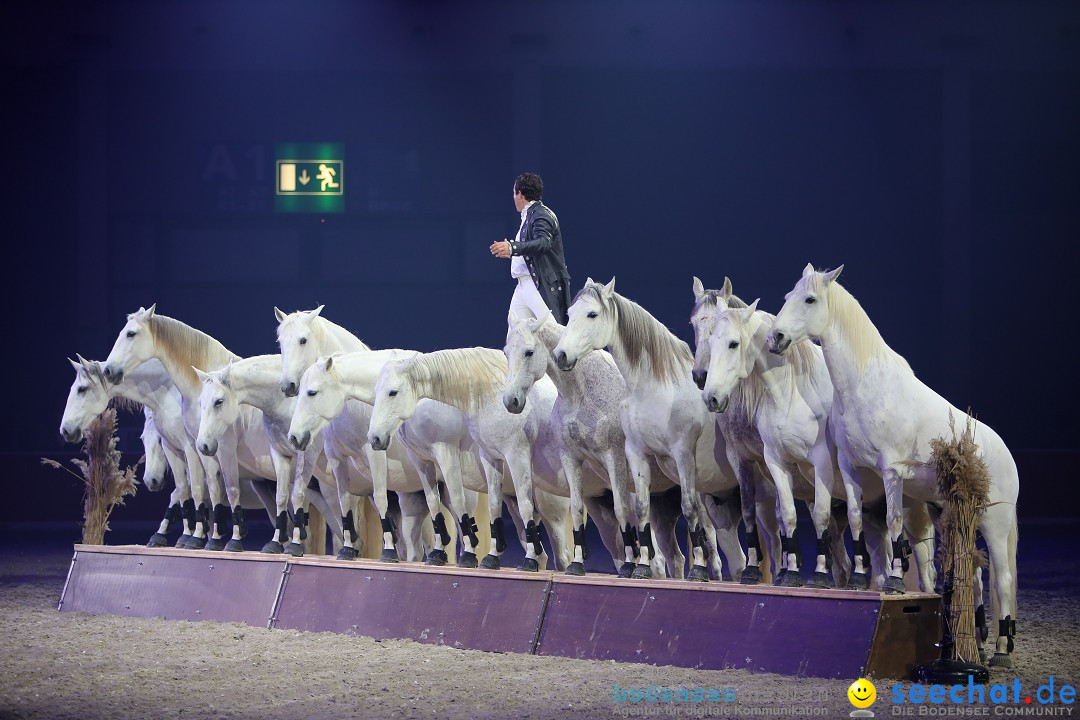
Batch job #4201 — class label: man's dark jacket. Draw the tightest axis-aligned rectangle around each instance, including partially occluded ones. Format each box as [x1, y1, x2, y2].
[508, 201, 572, 324]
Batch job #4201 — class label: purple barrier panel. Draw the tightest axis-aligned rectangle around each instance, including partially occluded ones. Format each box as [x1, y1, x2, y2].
[537, 576, 887, 679]
[273, 558, 551, 654]
[59, 545, 286, 626]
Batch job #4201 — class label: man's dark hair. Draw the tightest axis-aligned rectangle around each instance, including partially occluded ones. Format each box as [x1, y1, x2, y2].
[514, 173, 544, 202]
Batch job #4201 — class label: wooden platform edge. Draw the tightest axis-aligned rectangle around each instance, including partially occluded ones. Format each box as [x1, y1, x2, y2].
[864, 593, 943, 679]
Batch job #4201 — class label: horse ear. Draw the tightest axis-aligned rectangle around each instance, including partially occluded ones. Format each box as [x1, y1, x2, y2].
[721, 277, 733, 300]
[585, 276, 595, 288]
[802, 263, 815, 278]
[309, 304, 325, 319]
[144, 303, 157, 318]
[219, 361, 233, 384]
[823, 265, 844, 285]
[692, 276, 705, 300]
[193, 367, 211, 384]
[75, 353, 92, 369]
[529, 314, 548, 333]
[740, 298, 760, 322]
[68, 357, 82, 372]
[274, 306, 287, 323]
[323, 355, 333, 371]
[602, 277, 616, 298]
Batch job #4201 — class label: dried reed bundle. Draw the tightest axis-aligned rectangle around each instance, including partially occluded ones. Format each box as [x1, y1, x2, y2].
[930, 409, 990, 664]
[42, 407, 141, 544]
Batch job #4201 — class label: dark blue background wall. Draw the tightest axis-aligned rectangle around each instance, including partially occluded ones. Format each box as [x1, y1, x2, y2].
[2, 1, 1077, 518]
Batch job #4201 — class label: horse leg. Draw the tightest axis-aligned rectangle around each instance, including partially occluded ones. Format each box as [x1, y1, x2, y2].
[603, 449, 638, 578]
[287, 455, 315, 557]
[879, 464, 910, 594]
[502, 447, 545, 571]
[362, 444, 398, 562]
[838, 452, 872, 590]
[805, 443, 841, 589]
[730, 449, 762, 584]
[262, 445, 293, 554]
[983, 502, 1018, 668]
[431, 444, 480, 568]
[625, 446, 660, 579]
[147, 442, 189, 547]
[214, 432, 247, 553]
[764, 450, 803, 587]
[673, 445, 711, 582]
[415, 456, 450, 565]
[475, 451, 507, 569]
[704, 493, 744, 581]
[535, 486, 573, 571]
[326, 454, 361, 560]
[181, 444, 209, 548]
[396, 490, 429, 562]
[559, 452, 589, 576]
[195, 452, 229, 551]
[903, 500, 936, 592]
[649, 490, 682, 579]
[583, 494, 623, 574]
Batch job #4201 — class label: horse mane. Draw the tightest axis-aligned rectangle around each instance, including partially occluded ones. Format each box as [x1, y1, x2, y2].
[578, 283, 693, 383]
[147, 315, 239, 389]
[692, 288, 749, 317]
[403, 347, 508, 414]
[814, 276, 911, 374]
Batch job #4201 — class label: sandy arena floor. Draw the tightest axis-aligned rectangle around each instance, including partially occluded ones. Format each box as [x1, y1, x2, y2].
[1, 522, 1078, 720]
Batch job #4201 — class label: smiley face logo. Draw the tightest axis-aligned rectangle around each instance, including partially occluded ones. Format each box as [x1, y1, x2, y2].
[847, 678, 877, 708]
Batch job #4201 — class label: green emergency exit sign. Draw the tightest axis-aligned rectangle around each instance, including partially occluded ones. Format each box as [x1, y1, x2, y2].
[275, 142, 345, 213]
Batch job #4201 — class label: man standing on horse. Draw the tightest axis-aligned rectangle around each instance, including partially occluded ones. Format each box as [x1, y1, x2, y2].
[489, 172, 572, 325]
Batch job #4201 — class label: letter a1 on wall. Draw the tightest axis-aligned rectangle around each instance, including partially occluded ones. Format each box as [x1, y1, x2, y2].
[275, 142, 345, 213]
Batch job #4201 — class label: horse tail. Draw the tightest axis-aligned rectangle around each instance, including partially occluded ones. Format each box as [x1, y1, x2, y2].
[1008, 507, 1019, 620]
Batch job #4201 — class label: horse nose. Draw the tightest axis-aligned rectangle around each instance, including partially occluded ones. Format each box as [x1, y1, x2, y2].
[281, 381, 298, 397]
[198, 441, 216, 456]
[60, 427, 81, 443]
[103, 365, 122, 384]
[370, 434, 387, 451]
[692, 368, 707, 390]
[290, 432, 309, 451]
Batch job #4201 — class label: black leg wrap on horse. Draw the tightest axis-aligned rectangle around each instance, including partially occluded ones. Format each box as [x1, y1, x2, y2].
[492, 517, 507, 553]
[342, 510, 357, 544]
[275, 510, 289, 543]
[892, 535, 912, 573]
[573, 528, 589, 560]
[816, 530, 832, 569]
[460, 513, 479, 548]
[746, 526, 763, 562]
[639, 523, 654, 554]
[165, 503, 182, 529]
[781, 532, 800, 568]
[621, 524, 639, 556]
[213, 503, 231, 537]
[232, 506, 246, 538]
[379, 515, 394, 543]
[182, 498, 197, 532]
[524, 519, 543, 556]
[999, 616, 1016, 654]
[432, 512, 451, 547]
[852, 534, 872, 573]
[975, 605, 987, 642]
[294, 508, 309, 541]
[689, 525, 707, 550]
[197, 502, 212, 533]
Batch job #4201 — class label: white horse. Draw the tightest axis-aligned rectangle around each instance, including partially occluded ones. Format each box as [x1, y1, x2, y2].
[102, 306, 280, 550]
[769, 264, 1019, 666]
[60, 356, 198, 547]
[699, 298, 863, 588]
[553, 278, 745, 581]
[193, 355, 348, 556]
[689, 278, 787, 585]
[367, 348, 574, 572]
[503, 315, 677, 578]
[287, 350, 477, 564]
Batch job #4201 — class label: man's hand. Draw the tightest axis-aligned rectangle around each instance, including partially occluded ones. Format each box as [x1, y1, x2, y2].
[490, 240, 512, 259]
